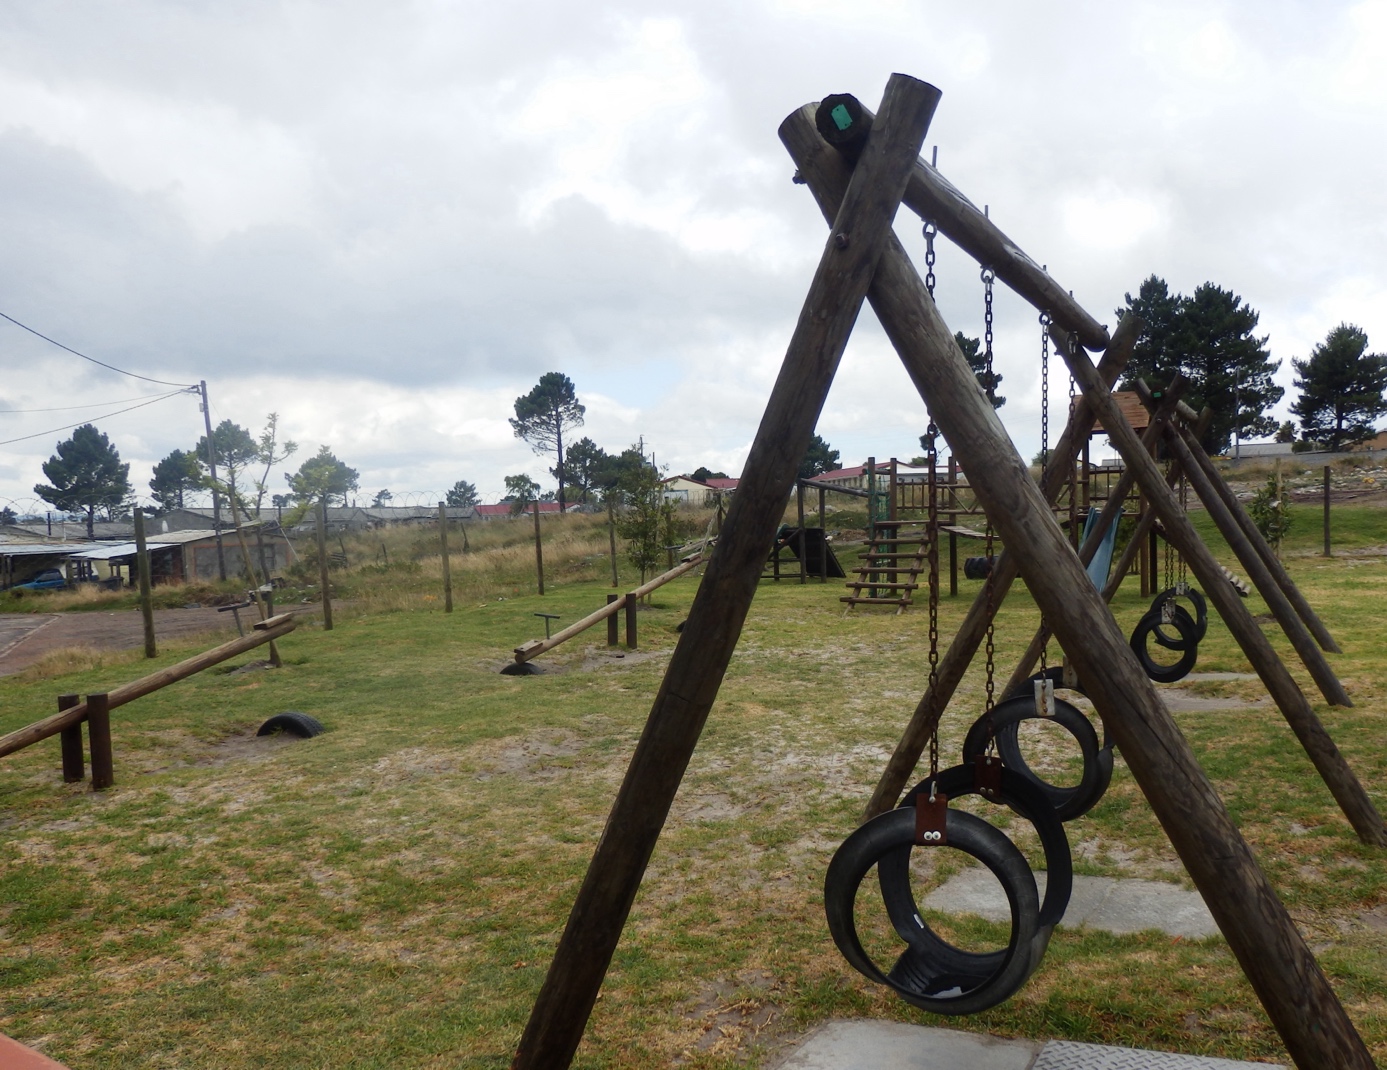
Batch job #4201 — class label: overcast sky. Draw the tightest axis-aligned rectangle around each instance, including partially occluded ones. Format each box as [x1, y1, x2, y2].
[2, 1, 1385, 512]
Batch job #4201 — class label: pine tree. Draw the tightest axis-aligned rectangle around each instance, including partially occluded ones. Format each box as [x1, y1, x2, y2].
[445, 480, 480, 508]
[798, 434, 840, 478]
[149, 449, 204, 512]
[1117, 277, 1281, 454]
[955, 331, 1004, 408]
[34, 424, 132, 537]
[1290, 324, 1387, 451]
[509, 373, 585, 508]
[1116, 276, 1184, 390]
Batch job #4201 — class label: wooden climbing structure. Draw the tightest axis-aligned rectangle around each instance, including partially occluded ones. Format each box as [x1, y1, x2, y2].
[512, 75, 1382, 1070]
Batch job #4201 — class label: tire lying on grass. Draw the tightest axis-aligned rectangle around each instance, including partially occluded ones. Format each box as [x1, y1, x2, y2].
[256, 711, 326, 738]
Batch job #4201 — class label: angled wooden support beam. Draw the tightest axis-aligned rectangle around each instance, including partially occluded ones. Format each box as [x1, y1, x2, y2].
[510, 74, 942, 1070]
[1050, 327, 1386, 848]
[784, 109, 1376, 1069]
[1161, 425, 1352, 706]
[861, 315, 1138, 820]
[1142, 387, 1342, 654]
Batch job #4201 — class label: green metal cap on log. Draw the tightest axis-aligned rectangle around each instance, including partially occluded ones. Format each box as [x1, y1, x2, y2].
[815, 93, 872, 161]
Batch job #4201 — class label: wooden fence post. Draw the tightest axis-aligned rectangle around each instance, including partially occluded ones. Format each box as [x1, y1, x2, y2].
[1323, 464, 1332, 557]
[87, 693, 113, 791]
[133, 509, 157, 659]
[58, 694, 83, 783]
[624, 593, 638, 649]
[316, 501, 333, 631]
[533, 501, 545, 596]
[606, 595, 619, 647]
[438, 503, 453, 613]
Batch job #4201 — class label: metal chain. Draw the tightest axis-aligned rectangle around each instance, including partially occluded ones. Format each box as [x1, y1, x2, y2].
[923, 221, 938, 298]
[926, 422, 940, 779]
[1038, 312, 1051, 674]
[1039, 313, 1051, 481]
[982, 268, 997, 726]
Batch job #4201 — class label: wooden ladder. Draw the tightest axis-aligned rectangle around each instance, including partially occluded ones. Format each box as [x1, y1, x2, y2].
[841, 519, 928, 613]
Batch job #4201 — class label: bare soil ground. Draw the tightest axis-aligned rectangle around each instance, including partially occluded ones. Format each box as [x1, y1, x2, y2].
[0, 608, 243, 677]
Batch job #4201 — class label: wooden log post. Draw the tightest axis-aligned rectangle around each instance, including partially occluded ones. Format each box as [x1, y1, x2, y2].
[533, 501, 545, 596]
[1323, 464, 1332, 556]
[58, 694, 83, 783]
[439, 503, 454, 613]
[606, 594, 619, 647]
[87, 693, 113, 791]
[796, 481, 807, 585]
[511, 75, 941, 1070]
[624, 593, 638, 650]
[785, 108, 1378, 1068]
[1162, 427, 1352, 707]
[316, 501, 333, 631]
[133, 508, 157, 659]
[862, 319, 1138, 820]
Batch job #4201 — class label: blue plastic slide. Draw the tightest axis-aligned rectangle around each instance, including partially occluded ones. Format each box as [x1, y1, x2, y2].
[1082, 506, 1119, 589]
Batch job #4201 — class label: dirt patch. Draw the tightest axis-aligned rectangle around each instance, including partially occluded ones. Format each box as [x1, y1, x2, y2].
[0, 605, 319, 678]
[674, 970, 791, 1065]
[468, 729, 583, 782]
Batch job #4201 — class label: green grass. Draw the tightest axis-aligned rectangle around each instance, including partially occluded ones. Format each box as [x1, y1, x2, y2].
[0, 500, 1384, 1067]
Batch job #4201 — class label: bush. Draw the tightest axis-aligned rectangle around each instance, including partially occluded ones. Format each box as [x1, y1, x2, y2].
[1248, 473, 1293, 547]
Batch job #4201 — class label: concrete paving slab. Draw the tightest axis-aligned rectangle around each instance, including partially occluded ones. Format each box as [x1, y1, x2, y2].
[769, 1020, 1039, 1069]
[922, 870, 1218, 939]
[768, 1022, 1284, 1070]
[1033, 1040, 1283, 1068]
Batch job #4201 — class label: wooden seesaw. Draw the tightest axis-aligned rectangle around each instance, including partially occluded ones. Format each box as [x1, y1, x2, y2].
[0, 613, 297, 789]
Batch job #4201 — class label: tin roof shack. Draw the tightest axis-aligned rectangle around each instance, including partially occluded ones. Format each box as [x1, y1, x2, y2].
[69, 527, 296, 586]
[0, 543, 94, 590]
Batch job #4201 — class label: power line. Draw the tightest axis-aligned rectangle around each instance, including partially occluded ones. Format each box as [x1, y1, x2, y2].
[0, 309, 197, 388]
[0, 390, 192, 447]
[0, 390, 176, 414]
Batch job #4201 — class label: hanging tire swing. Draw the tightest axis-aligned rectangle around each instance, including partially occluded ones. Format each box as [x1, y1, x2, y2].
[1149, 585, 1208, 649]
[824, 798, 1041, 1015]
[889, 763, 1073, 964]
[1129, 604, 1199, 683]
[961, 695, 1112, 822]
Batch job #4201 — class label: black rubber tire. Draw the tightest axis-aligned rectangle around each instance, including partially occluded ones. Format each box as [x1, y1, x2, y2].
[1130, 609, 1198, 683]
[893, 760, 1076, 938]
[963, 556, 995, 580]
[1149, 587, 1208, 648]
[256, 712, 325, 738]
[824, 805, 1040, 1016]
[961, 696, 1112, 822]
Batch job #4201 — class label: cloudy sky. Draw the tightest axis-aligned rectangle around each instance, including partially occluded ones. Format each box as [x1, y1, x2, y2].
[2, 0, 1385, 512]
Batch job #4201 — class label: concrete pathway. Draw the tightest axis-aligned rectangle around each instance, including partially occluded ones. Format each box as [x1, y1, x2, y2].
[922, 870, 1219, 939]
[770, 1021, 1283, 1069]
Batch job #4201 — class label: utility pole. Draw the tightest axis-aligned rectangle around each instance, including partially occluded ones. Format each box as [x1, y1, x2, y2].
[198, 380, 227, 580]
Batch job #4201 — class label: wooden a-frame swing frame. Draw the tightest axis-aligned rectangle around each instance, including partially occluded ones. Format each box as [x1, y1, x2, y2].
[512, 74, 1382, 1070]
